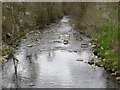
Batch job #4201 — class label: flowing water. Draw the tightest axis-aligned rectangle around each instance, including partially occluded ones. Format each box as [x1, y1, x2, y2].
[2, 16, 120, 88]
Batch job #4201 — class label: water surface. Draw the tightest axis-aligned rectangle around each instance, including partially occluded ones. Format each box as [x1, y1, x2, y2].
[2, 16, 120, 88]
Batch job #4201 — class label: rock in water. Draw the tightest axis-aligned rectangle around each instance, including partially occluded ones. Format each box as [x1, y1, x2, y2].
[91, 64, 96, 69]
[6, 33, 11, 38]
[92, 44, 97, 48]
[81, 44, 88, 48]
[3, 55, 8, 59]
[68, 50, 77, 53]
[76, 58, 83, 61]
[1, 57, 7, 63]
[88, 59, 94, 65]
[73, 50, 77, 52]
[28, 82, 35, 86]
[116, 77, 120, 80]
[53, 41, 61, 43]
[84, 61, 88, 63]
[76, 37, 83, 41]
[63, 39, 69, 45]
[27, 43, 36, 47]
[111, 72, 117, 76]
[88, 43, 92, 46]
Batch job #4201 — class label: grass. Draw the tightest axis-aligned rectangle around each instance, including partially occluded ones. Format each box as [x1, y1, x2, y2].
[71, 3, 119, 71]
[95, 10, 104, 17]
[92, 22, 119, 70]
[2, 46, 13, 56]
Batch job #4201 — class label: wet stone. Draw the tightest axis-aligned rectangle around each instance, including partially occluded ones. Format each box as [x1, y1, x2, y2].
[99, 64, 104, 67]
[27, 43, 36, 47]
[116, 77, 120, 80]
[76, 58, 83, 61]
[95, 60, 102, 67]
[69, 50, 77, 53]
[3, 55, 8, 59]
[76, 37, 83, 41]
[28, 82, 35, 86]
[115, 70, 120, 76]
[92, 44, 97, 48]
[88, 59, 94, 65]
[1, 57, 7, 63]
[53, 41, 61, 43]
[84, 61, 88, 63]
[3, 16, 120, 88]
[63, 39, 69, 45]
[81, 44, 88, 48]
[91, 64, 96, 69]
[88, 43, 92, 46]
[64, 41, 68, 44]
[111, 72, 117, 76]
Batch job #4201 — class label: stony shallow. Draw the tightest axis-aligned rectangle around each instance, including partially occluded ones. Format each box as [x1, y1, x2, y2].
[2, 16, 120, 88]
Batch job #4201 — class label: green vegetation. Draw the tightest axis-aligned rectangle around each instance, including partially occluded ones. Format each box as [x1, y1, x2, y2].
[93, 22, 119, 70]
[2, 46, 13, 56]
[66, 2, 119, 70]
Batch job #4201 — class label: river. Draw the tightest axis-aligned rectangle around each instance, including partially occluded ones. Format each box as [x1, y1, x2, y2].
[2, 16, 120, 88]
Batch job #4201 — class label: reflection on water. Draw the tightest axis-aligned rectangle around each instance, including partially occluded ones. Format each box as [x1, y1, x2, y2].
[2, 16, 120, 88]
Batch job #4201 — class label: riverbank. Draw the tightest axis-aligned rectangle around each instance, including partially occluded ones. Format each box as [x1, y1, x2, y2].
[1, 21, 62, 63]
[2, 2, 64, 62]
[69, 3, 120, 83]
